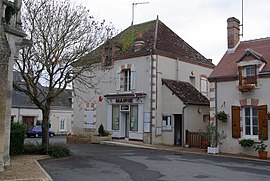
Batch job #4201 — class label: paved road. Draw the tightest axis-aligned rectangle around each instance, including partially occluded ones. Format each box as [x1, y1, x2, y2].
[24, 136, 66, 144]
[39, 144, 270, 181]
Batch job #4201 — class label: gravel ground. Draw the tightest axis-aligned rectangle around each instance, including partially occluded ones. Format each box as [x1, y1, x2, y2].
[0, 155, 52, 181]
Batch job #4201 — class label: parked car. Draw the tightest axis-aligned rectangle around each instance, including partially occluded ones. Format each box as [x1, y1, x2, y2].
[26, 126, 55, 138]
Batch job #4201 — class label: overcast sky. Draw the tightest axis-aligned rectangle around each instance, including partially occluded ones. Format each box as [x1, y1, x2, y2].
[73, 0, 270, 65]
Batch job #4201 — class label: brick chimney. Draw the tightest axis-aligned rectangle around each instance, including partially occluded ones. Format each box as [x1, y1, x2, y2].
[227, 17, 240, 49]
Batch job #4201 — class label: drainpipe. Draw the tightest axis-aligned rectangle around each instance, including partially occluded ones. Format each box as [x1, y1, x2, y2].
[215, 80, 218, 147]
[149, 49, 153, 144]
[182, 104, 188, 146]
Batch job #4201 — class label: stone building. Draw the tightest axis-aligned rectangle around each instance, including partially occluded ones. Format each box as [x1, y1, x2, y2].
[0, 0, 29, 171]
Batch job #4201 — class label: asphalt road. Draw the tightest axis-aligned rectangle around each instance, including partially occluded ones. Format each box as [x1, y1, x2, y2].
[39, 144, 270, 181]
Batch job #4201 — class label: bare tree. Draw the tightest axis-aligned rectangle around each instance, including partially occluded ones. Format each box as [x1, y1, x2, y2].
[13, 0, 114, 147]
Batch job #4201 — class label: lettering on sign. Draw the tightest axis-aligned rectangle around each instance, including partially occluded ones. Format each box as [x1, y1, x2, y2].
[116, 98, 133, 103]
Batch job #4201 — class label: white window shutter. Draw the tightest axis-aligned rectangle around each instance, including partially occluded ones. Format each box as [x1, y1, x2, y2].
[131, 70, 136, 91]
[116, 71, 121, 91]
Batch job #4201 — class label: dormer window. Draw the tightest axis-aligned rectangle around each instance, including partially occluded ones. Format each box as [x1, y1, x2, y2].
[243, 65, 257, 85]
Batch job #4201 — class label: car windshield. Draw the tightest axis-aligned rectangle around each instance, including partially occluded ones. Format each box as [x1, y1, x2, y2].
[33, 126, 42, 131]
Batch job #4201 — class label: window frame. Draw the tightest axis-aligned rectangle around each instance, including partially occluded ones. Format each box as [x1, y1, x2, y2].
[59, 117, 67, 132]
[200, 76, 208, 97]
[123, 69, 131, 92]
[242, 107, 258, 139]
[162, 115, 172, 131]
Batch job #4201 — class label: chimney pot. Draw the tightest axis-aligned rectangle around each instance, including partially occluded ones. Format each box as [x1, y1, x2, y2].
[227, 17, 240, 49]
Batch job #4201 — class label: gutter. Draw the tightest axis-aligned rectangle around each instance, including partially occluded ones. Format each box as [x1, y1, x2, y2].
[215, 80, 218, 147]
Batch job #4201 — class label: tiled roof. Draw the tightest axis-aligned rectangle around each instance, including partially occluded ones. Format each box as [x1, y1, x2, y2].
[209, 37, 270, 79]
[80, 19, 214, 67]
[12, 72, 72, 110]
[162, 79, 209, 105]
[12, 89, 72, 110]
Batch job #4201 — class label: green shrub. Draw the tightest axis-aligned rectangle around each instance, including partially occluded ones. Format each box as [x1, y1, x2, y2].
[48, 143, 72, 158]
[23, 142, 71, 158]
[23, 142, 44, 155]
[10, 123, 26, 155]
[98, 124, 109, 136]
[239, 139, 255, 147]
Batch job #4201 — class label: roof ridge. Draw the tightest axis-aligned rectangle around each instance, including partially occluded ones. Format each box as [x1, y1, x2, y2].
[241, 37, 270, 43]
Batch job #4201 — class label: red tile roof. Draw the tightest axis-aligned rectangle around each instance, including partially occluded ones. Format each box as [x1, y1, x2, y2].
[162, 79, 209, 105]
[209, 37, 270, 80]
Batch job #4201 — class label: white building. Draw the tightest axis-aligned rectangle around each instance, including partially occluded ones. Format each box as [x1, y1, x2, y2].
[209, 17, 270, 157]
[73, 18, 215, 145]
[11, 88, 73, 135]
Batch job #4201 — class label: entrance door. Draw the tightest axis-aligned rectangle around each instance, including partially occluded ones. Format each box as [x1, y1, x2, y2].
[125, 113, 130, 138]
[22, 116, 35, 128]
[174, 114, 182, 146]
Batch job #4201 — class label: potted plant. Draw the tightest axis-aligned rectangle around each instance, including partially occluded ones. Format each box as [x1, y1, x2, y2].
[239, 139, 255, 147]
[238, 84, 255, 93]
[202, 123, 226, 154]
[216, 111, 228, 122]
[254, 141, 268, 159]
[92, 124, 112, 144]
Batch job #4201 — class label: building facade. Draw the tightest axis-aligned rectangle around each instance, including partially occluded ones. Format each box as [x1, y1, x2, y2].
[73, 19, 215, 145]
[209, 17, 270, 157]
[0, 0, 29, 171]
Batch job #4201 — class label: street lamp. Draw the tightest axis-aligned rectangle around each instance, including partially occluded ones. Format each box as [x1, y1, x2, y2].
[131, 2, 149, 48]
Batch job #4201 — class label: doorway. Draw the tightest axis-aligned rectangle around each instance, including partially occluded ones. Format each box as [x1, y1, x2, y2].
[174, 114, 182, 146]
[22, 116, 35, 128]
[124, 112, 130, 138]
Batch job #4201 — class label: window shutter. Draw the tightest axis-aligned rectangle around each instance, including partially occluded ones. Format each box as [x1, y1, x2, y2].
[116, 71, 121, 91]
[258, 105, 268, 140]
[232, 106, 241, 138]
[238, 66, 243, 85]
[254, 64, 257, 86]
[131, 70, 136, 91]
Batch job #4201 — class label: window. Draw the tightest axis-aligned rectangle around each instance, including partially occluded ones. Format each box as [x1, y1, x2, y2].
[130, 105, 138, 131]
[162, 115, 172, 131]
[243, 66, 257, 84]
[116, 65, 136, 92]
[112, 105, 120, 130]
[123, 69, 131, 91]
[59, 117, 67, 131]
[200, 76, 208, 97]
[243, 107, 258, 138]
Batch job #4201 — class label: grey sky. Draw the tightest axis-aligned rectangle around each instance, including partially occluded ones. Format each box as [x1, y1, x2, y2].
[74, 0, 270, 65]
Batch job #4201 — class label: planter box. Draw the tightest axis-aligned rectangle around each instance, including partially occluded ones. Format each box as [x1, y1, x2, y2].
[92, 135, 112, 144]
[207, 146, 219, 154]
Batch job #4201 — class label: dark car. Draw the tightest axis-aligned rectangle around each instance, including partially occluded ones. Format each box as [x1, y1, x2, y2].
[26, 126, 55, 138]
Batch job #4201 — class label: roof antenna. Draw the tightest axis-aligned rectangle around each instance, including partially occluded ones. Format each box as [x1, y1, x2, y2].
[240, 0, 244, 37]
[131, 2, 149, 48]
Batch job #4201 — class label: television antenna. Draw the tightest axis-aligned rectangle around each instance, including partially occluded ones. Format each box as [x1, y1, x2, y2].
[131, 2, 149, 48]
[240, 0, 244, 37]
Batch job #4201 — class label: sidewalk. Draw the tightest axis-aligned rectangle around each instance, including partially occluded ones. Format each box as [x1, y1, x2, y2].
[0, 155, 52, 181]
[101, 139, 270, 162]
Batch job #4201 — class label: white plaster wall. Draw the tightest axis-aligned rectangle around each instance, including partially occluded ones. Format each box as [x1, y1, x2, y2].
[11, 108, 42, 123]
[73, 56, 151, 135]
[155, 55, 213, 144]
[50, 110, 73, 134]
[216, 78, 270, 156]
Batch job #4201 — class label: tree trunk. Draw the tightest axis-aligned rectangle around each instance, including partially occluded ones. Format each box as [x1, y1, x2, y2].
[41, 108, 50, 148]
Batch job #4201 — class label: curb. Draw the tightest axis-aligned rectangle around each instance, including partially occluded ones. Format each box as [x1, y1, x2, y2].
[101, 141, 270, 163]
[101, 141, 158, 150]
[34, 159, 53, 181]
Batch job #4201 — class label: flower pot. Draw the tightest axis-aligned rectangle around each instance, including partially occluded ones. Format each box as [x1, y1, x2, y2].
[207, 146, 219, 154]
[258, 151, 268, 159]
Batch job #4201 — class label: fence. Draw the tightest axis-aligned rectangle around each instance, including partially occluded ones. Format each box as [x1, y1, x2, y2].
[185, 130, 209, 148]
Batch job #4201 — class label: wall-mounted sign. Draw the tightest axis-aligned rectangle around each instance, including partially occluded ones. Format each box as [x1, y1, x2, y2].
[116, 98, 133, 103]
